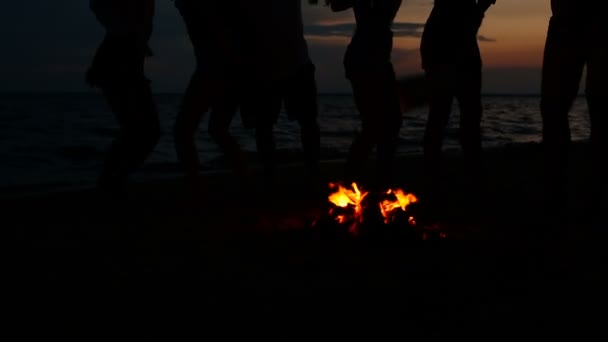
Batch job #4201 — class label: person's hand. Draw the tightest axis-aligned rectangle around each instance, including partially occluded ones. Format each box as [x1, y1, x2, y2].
[325, 0, 353, 12]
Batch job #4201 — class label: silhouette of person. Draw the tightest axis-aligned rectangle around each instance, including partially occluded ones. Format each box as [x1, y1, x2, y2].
[242, 0, 321, 193]
[86, 0, 160, 199]
[420, 0, 495, 211]
[326, 0, 404, 190]
[173, 0, 249, 199]
[540, 1, 608, 218]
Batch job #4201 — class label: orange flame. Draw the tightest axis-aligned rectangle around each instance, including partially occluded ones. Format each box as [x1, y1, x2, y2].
[326, 183, 428, 236]
[328, 182, 369, 234]
[379, 189, 418, 224]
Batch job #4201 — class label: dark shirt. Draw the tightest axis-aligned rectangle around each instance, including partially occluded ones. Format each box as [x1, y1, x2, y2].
[344, 0, 401, 73]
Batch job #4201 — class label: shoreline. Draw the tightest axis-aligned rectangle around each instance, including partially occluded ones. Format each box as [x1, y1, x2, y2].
[0, 140, 550, 199]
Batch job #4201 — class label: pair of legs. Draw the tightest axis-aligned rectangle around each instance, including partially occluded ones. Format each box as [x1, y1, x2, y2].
[540, 16, 608, 213]
[174, 72, 247, 192]
[174, 1, 247, 194]
[344, 64, 403, 189]
[254, 63, 321, 189]
[97, 78, 161, 198]
[423, 65, 483, 204]
[88, 32, 160, 199]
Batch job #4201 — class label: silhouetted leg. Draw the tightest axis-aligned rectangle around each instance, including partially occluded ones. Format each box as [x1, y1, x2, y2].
[174, 2, 217, 195]
[98, 87, 130, 197]
[208, 82, 249, 183]
[423, 69, 453, 210]
[284, 64, 321, 179]
[456, 67, 483, 191]
[586, 28, 608, 214]
[540, 17, 585, 215]
[255, 92, 282, 191]
[345, 74, 381, 184]
[99, 78, 160, 197]
[376, 67, 403, 189]
[174, 71, 213, 193]
[122, 81, 160, 171]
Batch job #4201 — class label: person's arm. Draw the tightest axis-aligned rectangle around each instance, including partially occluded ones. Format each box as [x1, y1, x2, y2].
[325, 0, 353, 12]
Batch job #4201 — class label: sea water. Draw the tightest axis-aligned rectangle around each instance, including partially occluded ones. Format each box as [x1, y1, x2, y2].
[0, 93, 590, 191]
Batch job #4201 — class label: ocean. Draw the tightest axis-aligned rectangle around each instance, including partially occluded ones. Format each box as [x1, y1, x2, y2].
[0, 93, 591, 192]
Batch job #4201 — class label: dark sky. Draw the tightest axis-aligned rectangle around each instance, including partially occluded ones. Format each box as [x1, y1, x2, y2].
[0, 1, 104, 92]
[0, 1, 552, 94]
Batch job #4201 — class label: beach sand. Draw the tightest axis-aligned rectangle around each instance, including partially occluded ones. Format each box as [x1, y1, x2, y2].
[6, 142, 607, 338]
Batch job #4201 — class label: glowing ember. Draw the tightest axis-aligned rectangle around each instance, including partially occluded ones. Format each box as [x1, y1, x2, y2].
[379, 189, 418, 224]
[328, 182, 369, 234]
[408, 216, 416, 226]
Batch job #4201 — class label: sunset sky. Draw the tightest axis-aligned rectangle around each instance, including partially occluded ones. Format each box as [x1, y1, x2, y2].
[0, 0, 555, 94]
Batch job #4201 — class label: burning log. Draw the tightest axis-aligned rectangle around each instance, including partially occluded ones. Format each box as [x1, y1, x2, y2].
[379, 188, 418, 224]
[249, 180, 445, 243]
[327, 182, 369, 235]
[322, 181, 446, 242]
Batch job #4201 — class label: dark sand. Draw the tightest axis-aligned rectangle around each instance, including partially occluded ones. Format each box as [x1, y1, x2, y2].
[6, 142, 607, 338]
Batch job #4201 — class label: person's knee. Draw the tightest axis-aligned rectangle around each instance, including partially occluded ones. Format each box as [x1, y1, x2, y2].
[254, 124, 274, 145]
[123, 124, 159, 154]
[459, 108, 481, 137]
[298, 116, 320, 133]
[385, 112, 403, 134]
[208, 126, 223, 144]
[145, 122, 161, 148]
[461, 116, 482, 134]
[208, 120, 229, 145]
[541, 92, 578, 119]
[173, 114, 198, 143]
[358, 127, 380, 146]
[173, 123, 188, 148]
[379, 121, 401, 146]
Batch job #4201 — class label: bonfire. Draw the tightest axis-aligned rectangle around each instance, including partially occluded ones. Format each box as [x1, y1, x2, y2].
[327, 182, 368, 235]
[326, 182, 444, 240]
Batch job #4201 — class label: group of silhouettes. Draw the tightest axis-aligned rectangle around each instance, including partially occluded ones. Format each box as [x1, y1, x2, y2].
[87, 0, 606, 222]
